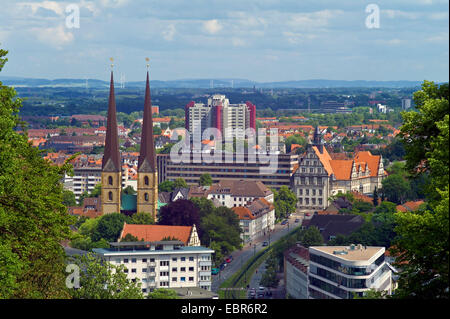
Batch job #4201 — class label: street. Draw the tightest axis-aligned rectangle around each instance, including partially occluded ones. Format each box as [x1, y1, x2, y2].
[211, 212, 304, 293]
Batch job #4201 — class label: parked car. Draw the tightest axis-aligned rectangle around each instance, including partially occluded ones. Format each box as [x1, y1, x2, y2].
[211, 268, 220, 275]
[225, 258, 232, 263]
[257, 287, 266, 298]
[281, 220, 288, 225]
[262, 241, 269, 247]
[219, 262, 227, 270]
[295, 218, 300, 223]
[248, 288, 256, 299]
[305, 212, 311, 217]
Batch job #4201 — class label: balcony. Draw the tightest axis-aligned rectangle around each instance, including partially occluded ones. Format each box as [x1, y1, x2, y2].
[198, 261, 211, 267]
[147, 262, 156, 267]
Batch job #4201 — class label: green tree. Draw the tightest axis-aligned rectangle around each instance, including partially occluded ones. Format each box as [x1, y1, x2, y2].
[62, 189, 77, 207]
[298, 226, 324, 247]
[128, 212, 154, 225]
[69, 252, 144, 299]
[0, 48, 75, 298]
[147, 288, 179, 299]
[121, 233, 140, 242]
[159, 180, 175, 192]
[392, 81, 449, 298]
[199, 173, 213, 186]
[91, 213, 128, 242]
[381, 174, 410, 204]
[173, 178, 188, 189]
[273, 186, 297, 219]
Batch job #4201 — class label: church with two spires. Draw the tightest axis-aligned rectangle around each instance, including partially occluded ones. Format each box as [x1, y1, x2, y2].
[100, 68, 158, 219]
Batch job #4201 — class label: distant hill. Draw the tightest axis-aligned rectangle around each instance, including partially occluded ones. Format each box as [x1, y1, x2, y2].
[0, 76, 424, 88]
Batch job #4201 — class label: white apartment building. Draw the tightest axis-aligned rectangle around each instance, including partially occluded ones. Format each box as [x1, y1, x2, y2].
[232, 198, 276, 243]
[202, 180, 274, 208]
[93, 241, 214, 294]
[185, 94, 255, 140]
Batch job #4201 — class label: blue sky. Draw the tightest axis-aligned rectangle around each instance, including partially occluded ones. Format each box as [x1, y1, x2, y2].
[0, 0, 448, 82]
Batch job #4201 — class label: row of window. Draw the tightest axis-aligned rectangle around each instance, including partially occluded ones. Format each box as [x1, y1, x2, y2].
[310, 253, 385, 276]
[124, 266, 199, 274]
[298, 198, 323, 206]
[298, 189, 323, 196]
[119, 256, 197, 264]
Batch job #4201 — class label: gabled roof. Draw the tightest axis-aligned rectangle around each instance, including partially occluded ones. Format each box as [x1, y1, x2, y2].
[312, 146, 334, 176]
[120, 223, 194, 245]
[329, 160, 353, 180]
[354, 151, 381, 177]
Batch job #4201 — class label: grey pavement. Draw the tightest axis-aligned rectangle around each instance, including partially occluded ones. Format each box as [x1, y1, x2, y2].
[212, 213, 304, 293]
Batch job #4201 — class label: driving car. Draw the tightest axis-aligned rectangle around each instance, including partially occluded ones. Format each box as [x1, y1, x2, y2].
[262, 241, 269, 247]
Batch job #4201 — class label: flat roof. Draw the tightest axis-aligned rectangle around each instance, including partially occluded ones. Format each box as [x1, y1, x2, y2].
[310, 246, 384, 262]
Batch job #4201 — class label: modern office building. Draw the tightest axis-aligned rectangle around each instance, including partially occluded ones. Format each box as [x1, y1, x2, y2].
[308, 245, 392, 299]
[185, 94, 256, 139]
[157, 152, 298, 190]
[401, 98, 412, 110]
[284, 244, 393, 299]
[93, 240, 214, 294]
[284, 244, 310, 299]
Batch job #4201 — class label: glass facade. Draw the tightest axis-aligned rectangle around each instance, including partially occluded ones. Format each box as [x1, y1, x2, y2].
[310, 253, 385, 276]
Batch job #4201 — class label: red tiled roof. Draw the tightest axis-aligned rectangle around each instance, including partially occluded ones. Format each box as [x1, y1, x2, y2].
[354, 151, 381, 177]
[329, 160, 353, 180]
[232, 206, 255, 220]
[120, 223, 193, 245]
[397, 200, 425, 212]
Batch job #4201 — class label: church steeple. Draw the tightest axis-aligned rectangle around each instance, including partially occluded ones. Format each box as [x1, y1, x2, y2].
[137, 63, 158, 220]
[102, 71, 121, 172]
[101, 66, 122, 215]
[138, 71, 156, 172]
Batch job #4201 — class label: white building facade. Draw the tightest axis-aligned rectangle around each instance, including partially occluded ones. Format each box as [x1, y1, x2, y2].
[93, 241, 214, 294]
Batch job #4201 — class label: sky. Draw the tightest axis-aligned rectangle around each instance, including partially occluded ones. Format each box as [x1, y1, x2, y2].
[0, 0, 448, 82]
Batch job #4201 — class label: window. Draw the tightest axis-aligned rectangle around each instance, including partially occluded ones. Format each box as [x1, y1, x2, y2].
[108, 176, 113, 185]
[189, 257, 194, 262]
[144, 176, 149, 185]
[131, 269, 136, 273]
[144, 193, 149, 202]
[124, 259, 129, 263]
[142, 268, 147, 272]
[124, 269, 129, 273]
[299, 189, 303, 195]
[160, 272, 169, 276]
[131, 258, 136, 263]
[172, 277, 177, 282]
[108, 191, 113, 201]
[180, 267, 186, 272]
[172, 267, 177, 272]
[142, 289, 147, 293]
[312, 189, 316, 196]
[142, 259, 147, 263]
[189, 267, 194, 271]
[172, 257, 177, 262]
[189, 277, 194, 282]
[180, 277, 186, 282]
[181, 257, 186, 262]
[160, 261, 169, 266]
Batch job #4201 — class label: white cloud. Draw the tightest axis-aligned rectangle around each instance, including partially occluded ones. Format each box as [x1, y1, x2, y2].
[283, 31, 317, 44]
[288, 10, 342, 30]
[18, 1, 65, 16]
[231, 37, 246, 47]
[203, 19, 222, 34]
[99, 0, 130, 8]
[162, 24, 176, 41]
[32, 24, 74, 49]
[383, 10, 420, 19]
